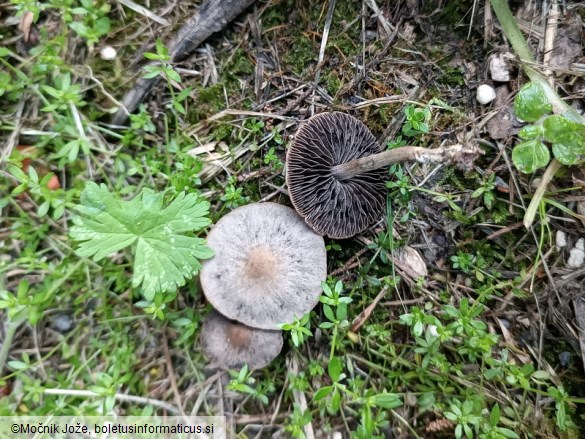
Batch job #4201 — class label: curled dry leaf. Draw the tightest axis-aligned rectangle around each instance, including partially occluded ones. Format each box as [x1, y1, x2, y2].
[395, 246, 428, 279]
[18, 11, 34, 43]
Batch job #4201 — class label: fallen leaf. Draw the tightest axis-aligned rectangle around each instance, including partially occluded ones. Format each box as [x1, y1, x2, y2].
[18, 11, 34, 43]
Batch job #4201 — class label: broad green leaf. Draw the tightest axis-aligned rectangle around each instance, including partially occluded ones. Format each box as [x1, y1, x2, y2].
[543, 115, 585, 143]
[313, 386, 333, 401]
[552, 139, 585, 166]
[417, 392, 435, 409]
[498, 428, 520, 439]
[330, 388, 341, 413]
[512, 139, 550, 174]
[531, 370, 551, 380]
[490, 403, 501, 426]
[518, 124, 543, 140]
[370, 392, 403, 409]
[70, 182, 213, 299]
[542, 115, 585, 165]
[323, 304, 335, 322]
[95, 17, 111, 36]
[7, 360, 28, 371]
[514, 82, 552, 122]
[328, 356, 342, 382]
[69, 22, 90, 38]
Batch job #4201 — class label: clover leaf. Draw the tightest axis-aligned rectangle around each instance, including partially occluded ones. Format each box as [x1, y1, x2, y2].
[552, 137, 585, 166]
[512, 139, 550, 174]
[70, 182, 213, 300]
[543, 115, 585, 165]
[514, 82, 552, 122]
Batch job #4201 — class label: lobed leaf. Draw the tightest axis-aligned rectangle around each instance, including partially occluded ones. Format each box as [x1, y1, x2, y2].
[70, 182, 213, 299]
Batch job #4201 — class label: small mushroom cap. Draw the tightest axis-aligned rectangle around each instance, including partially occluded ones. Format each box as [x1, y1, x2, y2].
[286, 112, 386, 239]
[200, 202, 327, 329]
[200, 310, 283, 370]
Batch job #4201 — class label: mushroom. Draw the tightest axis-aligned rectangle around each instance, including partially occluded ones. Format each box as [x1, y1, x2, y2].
[200, 310, 283, 370]
[286, 112, 484, 238]
[200, 202, 327, 330]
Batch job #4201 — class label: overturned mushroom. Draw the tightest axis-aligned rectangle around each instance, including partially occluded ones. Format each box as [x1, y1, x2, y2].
[200, 310, 283, 370]
[200, 202, 327, 330]
[287, 112, 483, 238]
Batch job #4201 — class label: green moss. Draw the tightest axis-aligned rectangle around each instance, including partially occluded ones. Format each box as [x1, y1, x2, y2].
[323, 69, 341, 96]
[211, 122, 233, 142]
[282, 34, 316, 75]
[439, 66, 466, 86]
[225, 47, 254, 77]
[186, 83, 226, 123]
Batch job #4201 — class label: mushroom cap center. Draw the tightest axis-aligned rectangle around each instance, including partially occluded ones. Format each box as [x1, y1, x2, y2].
[244, 246, 278, 280]
[225, 323, 253, 349]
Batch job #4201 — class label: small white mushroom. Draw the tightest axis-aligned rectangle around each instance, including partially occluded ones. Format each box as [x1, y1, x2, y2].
[476, 84, 496, 105]
[567, 238, 585, 268]
[100, 46, 117, 61]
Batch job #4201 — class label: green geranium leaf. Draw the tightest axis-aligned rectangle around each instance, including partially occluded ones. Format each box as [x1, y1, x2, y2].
[514, 82, 552, 122]
[70, 182, 213, 300]
[512, 139, 550, 174]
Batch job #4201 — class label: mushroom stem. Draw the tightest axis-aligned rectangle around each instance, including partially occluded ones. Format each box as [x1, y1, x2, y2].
[330, 143, 484, 181]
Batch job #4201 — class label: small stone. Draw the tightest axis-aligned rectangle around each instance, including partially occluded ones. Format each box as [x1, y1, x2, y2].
[489, 53, 513, 82]
[558, 351, 571, 367]
[556, 230, 567, 249]
[50, 314, 74, 333]
[476, 84, 496, 105]
[567, 239, 585, 268]
[427, 325, 439, 337]
[100, 46, 117, 61]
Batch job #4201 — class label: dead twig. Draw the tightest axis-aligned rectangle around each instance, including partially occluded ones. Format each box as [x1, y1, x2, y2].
[351, 285, 389, 332]
[112, 0, 257, 125]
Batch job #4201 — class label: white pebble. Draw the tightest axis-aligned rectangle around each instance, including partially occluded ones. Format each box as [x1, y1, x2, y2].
[489, 54, 512, 82]
[427, 325, 439, 338]
[476, 84, 496, 105]
[100, 46, 117, 61]
[567, 239, 585, 268]
[556, 230, 567, 249]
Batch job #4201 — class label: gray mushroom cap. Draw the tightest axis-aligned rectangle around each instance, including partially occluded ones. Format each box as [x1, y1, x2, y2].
[200, 202, 327, 330]
[200, 310, 283, 370]
[286, 112, 386, 239]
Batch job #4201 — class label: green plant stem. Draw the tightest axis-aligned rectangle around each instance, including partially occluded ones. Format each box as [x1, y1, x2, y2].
[0, 319, 23, 375]
[329, 325, 338, 360]
[523, 159, 562, 228]
[490, 0, 584, 123]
